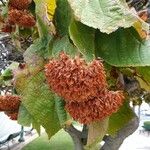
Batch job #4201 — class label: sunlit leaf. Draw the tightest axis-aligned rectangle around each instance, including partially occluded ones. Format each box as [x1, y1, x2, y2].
[68, 0, 149, 34]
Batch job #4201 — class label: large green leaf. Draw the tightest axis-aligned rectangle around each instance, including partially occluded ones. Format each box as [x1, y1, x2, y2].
[69, 20, 95, 61]
[55, 0, 72, 36]
[17, 71, 67, 138]
[52, 36, 77, 57]
[95, 27, 150, 67]
[68, 0, 149, 34]
[108, 100, 135, 135]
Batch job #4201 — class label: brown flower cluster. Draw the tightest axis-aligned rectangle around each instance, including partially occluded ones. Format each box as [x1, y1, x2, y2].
[5, 111, 18, 120]
[1, 0, 35, 33]
[9, 0, 32, 10]
[45, 52, 125, 124]
[45, 52, 107, 102]
[1, 23, 14, 33]
[8, 9, 36, 28]
[65, 90, 124, 124]
[0, 95, 21, 111]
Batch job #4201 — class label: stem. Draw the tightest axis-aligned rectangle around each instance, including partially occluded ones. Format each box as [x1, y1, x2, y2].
[65, 124, 84, 150]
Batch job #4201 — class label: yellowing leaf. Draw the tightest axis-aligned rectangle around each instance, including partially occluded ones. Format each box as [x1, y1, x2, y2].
[133, 20, 149, 39]
[46, 0, 57, 20]
[33, 0, 56, 35]
[136, 77, 150, 91]
[133, 9, 149, 39]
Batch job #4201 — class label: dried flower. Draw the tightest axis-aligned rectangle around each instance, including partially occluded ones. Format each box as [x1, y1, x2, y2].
[8, 9, 36, 27]
[5, 111, 18, 120]
[45, 52, 107, 102]
[1, 23, 15, 33]
[9, 0, 32, 10]
[65, 90, 124, 124]
[0, 95, 21, 111]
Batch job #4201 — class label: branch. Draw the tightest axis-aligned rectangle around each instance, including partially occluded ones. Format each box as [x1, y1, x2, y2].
[65, 124, 84, 150]
[101, 115, 139, 150]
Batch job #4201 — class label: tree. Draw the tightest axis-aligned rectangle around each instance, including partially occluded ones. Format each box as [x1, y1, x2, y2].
[0, 0, 150, 150]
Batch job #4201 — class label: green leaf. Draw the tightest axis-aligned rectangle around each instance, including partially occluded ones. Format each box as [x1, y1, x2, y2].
[26, 36, 53, 58]
[55, 0, 72, 36]
[1, 68, 13, 80]
[0, 76, 4, 86]
[69, 20, 95, 61]
[135, 67, 150, 91]
[22, 72, 60, 138]
[18, 105, 33, 126]
[26, 3, 53, 58]
[32, 1, 54, 58]
[18, 104, 41, 135]
[108, 100, 135, 135]
[95, 27, 150, 67]
[136, 67, 150, 83]
[24, 48, 45, 68]
[17, 71, 67, 138]
[68, 0, 149, 34]
[36, 15, 50, 38]
[1, 2, 9, 18]
[52, 36, 77, 57]
[85, 118, 109, 150]
[54, 95, 68, 126]
[33, 0, 50, 37]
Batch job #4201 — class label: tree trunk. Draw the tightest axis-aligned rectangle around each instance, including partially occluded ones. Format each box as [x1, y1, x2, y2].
[100, 115, 139, 150]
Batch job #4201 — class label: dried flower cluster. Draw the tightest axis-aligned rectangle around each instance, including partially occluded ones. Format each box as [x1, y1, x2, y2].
[8, 8, 36, 28]
[45, 52, 107, 102]
[65, 90, 124, 124]
[5, 111, 18, 120]
[1, 0, 35, 33]
[0, 95, 21, 111]
[1, 23, 14, 33]
[45, 52, 125, 124]
[9, 0, 32, 10]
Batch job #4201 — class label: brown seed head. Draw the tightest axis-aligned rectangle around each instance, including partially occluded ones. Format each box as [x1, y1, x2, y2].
[9, 0, 32, 10]
[5, 111, 18, 120]
[8, 8, 36, 27]
[45, 52, 107, 102]
[65, 90, 124, 124]
[1, 23, 15, 33]
[0, 95, 21, 111]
